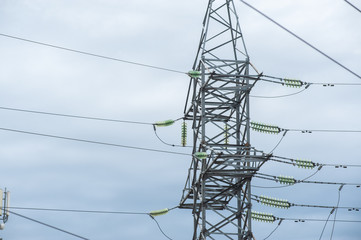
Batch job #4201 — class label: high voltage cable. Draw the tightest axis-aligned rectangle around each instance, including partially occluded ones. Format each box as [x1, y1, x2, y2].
[9, 206, 149, 215]
[9, 210, 89, 240]
[2, 105, 361, 135]
[260, 75, 361, 86]
[0, 127, 191, 157]
[252, 168, 322, 189]
[288, 128, 361, 133]
[8, 206, 179, 215]
[239, 0, 361, 80]
[251, 121, 361, 134]
[0, 33, 186, 75]
[270, 155, 361, 168]
[150, 216, 174, 240]
[331, 186, 343, 240]
[0, 106, 153, 125]
[255, 172, 361, 186]
[250, 88, 308, 99]
[252, 194, 360, 210]
[278, 217, 361, 223]
[344, 0, 361, 13]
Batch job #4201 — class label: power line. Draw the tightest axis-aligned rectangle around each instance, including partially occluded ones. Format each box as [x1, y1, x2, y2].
[263, 220, 282, 240]
[279, 217, 361, 223]
[238, 0, 361, 80]
[0, 105, 190, 150]
[250, 88, 308, 98]
[255, 172, 361, 186]
[251, 121, 361, 134]
[0, 33, 186, 75]
[270, 155, 361, 168]
[319, 208, 336, 240]
[344, 0, 361, 13]
[9, 210, 89, 240]
[0, 106, 153, 125]
[0, 127, 191, 157]
[150, 215, 174, 240]
[252, 194, 360, 210]
[9, 206, 149, 215]
[288, 128, 361, 133]
[260, 75, 361, 87]
[252, 168, 322, 189]
[10, 206, 177, 240]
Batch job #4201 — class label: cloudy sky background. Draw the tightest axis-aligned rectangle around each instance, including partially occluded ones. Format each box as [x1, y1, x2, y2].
[0, 0, 360, 239]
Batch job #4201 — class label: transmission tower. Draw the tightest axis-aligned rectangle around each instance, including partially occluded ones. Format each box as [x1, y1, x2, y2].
[180, 1, 269, 239]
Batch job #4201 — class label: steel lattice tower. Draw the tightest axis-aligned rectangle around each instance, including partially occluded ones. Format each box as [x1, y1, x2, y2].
[180, 0, 268, 239]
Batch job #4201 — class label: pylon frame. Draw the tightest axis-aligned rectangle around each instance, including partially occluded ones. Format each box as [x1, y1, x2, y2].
[180, 1, 268, 239]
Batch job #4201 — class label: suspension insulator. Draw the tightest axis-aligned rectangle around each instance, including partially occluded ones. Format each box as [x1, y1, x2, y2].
[225, 123, 229, 145]
[283, 78, 303, 88]
[181, 121, 187, 147]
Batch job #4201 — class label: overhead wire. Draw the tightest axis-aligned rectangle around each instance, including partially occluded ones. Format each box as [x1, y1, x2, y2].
[269, 155, 361, 168]
[262, 219, 282, 240]
[255, 172, 361, 186]
[0, 127, 191, 157]
[260, 75, 361, 86]
[319, 208, 336, 240]
[150, 215, 174, 240]
[9, 206, 150, 215]
[287, 128, 361, 133]
[10, 206, 177, 240]
[330, 185, 344, 240]
[279, 217, 361, 223]
[250, 88, 308, 98]
[0, 106, 153, 125]
[343, 0, 361, 13]
[252, 193, 359, 210]
[0, 106, 189, 149]
[153, 124, 191, 148]
[238, 0, 361, 80]
[9, 210, 89, 240]
[0, 33, 186, 75]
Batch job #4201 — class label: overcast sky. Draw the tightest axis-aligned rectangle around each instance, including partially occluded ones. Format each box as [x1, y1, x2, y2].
[0, 0, 360, 239]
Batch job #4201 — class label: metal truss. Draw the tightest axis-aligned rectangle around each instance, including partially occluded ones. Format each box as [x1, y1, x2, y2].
[180, 1, 269, 239]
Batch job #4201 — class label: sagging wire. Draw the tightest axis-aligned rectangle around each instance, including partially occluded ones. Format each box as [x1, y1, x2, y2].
[9, 210, 89, 240]
[152, 118, 192, 148]
[250, 88, 308, 98]
[238, 0, 361, 79]
[0, 126, 191, 157]
[330, 185, 344, 240]
[149, 216, 174, 240]
[268, 130, 288, 154]
[319, 208, 336, 240]
[263, 219, 283, 240]
[149, 207, 178, 240]
[11, 206, 178, 240]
